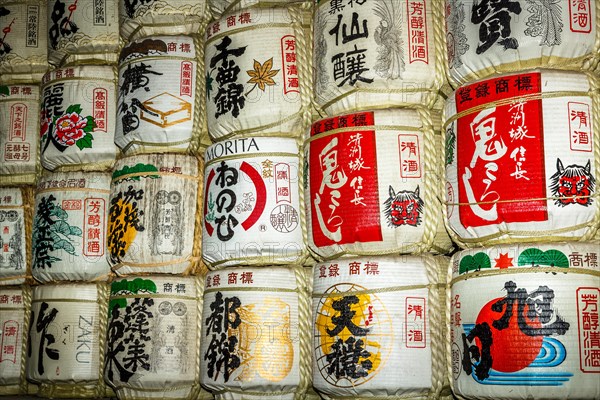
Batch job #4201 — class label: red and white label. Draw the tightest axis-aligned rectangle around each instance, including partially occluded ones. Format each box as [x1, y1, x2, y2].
[9, 103, 27, 141]
[407, 0, 428, 64]
[180, 61, 193, 97]
[399, 134, 421, 178]
[4, 143, 30, 162]
[405, 297, 426, 348]
[310, 112, 382, 247]
[0, 320, 19, 363]
[281, 35, 299, 95]
[455, 72, 547, 228]
[570, 0, 592, 33]
[61, 199, 82, 211]
[83, 198, 105, 257]
[577, 287, 600, 373]
[93, 88, 107, 132]
[275, 163, 291, 204]
[568, 102, 593, 152]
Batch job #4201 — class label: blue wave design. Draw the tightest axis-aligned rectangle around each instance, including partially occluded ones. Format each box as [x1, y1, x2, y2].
[462, 324, 573, 386]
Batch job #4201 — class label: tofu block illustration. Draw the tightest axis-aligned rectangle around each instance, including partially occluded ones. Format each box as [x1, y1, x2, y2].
[141, 92, 192, 128]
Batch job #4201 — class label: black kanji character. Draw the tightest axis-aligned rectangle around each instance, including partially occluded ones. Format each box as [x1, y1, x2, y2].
[209, 36, 247, 118]
[461, 322, 493, 380]
[326, 295, 370, 337]
[28, 302, 60, 375]
[331, 44, 374, 87]
[105, 306, 135, 383]
[204, 332, 241, 382]
[471, 0, 522, 54]
[326, 336, 372, 380]
[329, 12, 369, 46]
[48, 0, 79, 50]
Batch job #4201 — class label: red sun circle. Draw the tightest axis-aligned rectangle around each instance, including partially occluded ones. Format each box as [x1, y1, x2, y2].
[475, 297, 544, 373]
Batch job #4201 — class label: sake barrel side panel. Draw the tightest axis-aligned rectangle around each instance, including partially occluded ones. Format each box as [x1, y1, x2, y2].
[312, 256, 447, 399]
[204, 7, 305, 140]
[200, 267, 308, 400]
[202, 137, 306, 268]
[116, 36, 200, 154]
[119, 0, 209, 41]
[108, 154, 199, 275]
[306, 109, 451, 259]
[0, 0, 48, 83]
[445, 0, 599, 87]
[449, 242, 600, 399]
[0, 85, 40, 185]
[39, 66, 118, 172]
[0, 188, 31, 286]
[314, 0, 446, 114]
[0, 286, 30, 395]
[444, 70, 600, 246]
[47, 0, 120, 67]
[32, 172, 112, 283]
[105, 276, 201, 399]
[26, 284, 108, 396]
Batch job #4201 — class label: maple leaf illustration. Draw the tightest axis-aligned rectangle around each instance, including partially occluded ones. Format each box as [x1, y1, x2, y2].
[246, 58, 279, 94]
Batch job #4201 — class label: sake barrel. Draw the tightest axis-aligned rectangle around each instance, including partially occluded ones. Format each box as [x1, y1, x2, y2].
[305, 109, 452, 260]
[26, 283, 111, 398]
[444, 70, 600, 247]
[108, 154, 201, 276]
[105, 275, 202, 399]
[202, 137, 306, 268]
[204, 6, 310, 141]
[313, 255, 451, 399]
[446, 0, 600, 88]
[0, 187, 32, 286]
[119, 0, 209, 41]
[116, 35, 201, 155]
[40, 66, 118, 172]
[46, 0, 119, 67]
[0, 0, 48, 84]
[449, 242, 600, 399]
[0, 286, 31, 396]
[32, 171, 111, 283]
[200, 266, 312, 400]
[314, 0, 447, 115]
[0, 85, 40, 185]
[208, 0, 306, 18]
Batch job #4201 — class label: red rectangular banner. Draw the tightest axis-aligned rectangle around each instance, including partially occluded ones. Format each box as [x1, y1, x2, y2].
[456, 72, 548, 228]
[310, 112, 382, 247]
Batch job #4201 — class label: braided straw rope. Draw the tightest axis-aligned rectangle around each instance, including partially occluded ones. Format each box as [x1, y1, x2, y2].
[193, 27, 213, 157]
[582, 72, 600, 241]
[17, 285, 33, 395]
[422, 255, 444, 399]
[192, 155, 208, 276]
[188, 274, 204, 400]
[23, 186, 35, 285]
[431, 0, 451, 107]
[294, 266, 312, 400]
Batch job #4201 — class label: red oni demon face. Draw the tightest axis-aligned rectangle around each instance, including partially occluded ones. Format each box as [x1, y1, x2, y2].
[550, 159, 596, 207]
[383, 185, 423, 227]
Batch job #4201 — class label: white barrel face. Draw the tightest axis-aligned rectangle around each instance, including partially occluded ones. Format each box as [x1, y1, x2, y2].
[32, 172, 111, 283]
[46, 0, 119, 66]
[39, 66, 118, 171]
[115, 35, 199, 154]
[450, 242, 600, 399]
[202, 137, 305, 268]
[105, 276, 200, 399]
[314, 0, 444, 113]
[444, 70, 599, 246]
[445, 0, 598, 86]
[108, 154, 199, 275]
[204, 7, 304, 140]
[0, 287, 28, 390]
[312, 255, 447, 398]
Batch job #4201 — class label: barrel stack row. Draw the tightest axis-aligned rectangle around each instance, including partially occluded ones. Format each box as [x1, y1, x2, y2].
[443, 1, 600, 399]
[0, 1, 599, 400]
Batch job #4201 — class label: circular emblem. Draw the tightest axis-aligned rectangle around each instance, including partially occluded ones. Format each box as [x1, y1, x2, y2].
[173, 301, 187, 316]
[270, 205, 299, 233]
[6, 210, 18, 222]
[158, 301, 172, 315]
[314, 283, 392, 388]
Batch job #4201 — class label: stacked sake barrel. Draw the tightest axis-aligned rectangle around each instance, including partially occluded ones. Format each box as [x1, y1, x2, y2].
[307, 1, 453, 399]
[199, 1, 317, 399]
[444, 2, 600, 399]
[0, 1, 47, 396]
[101, 2, 212, 400]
